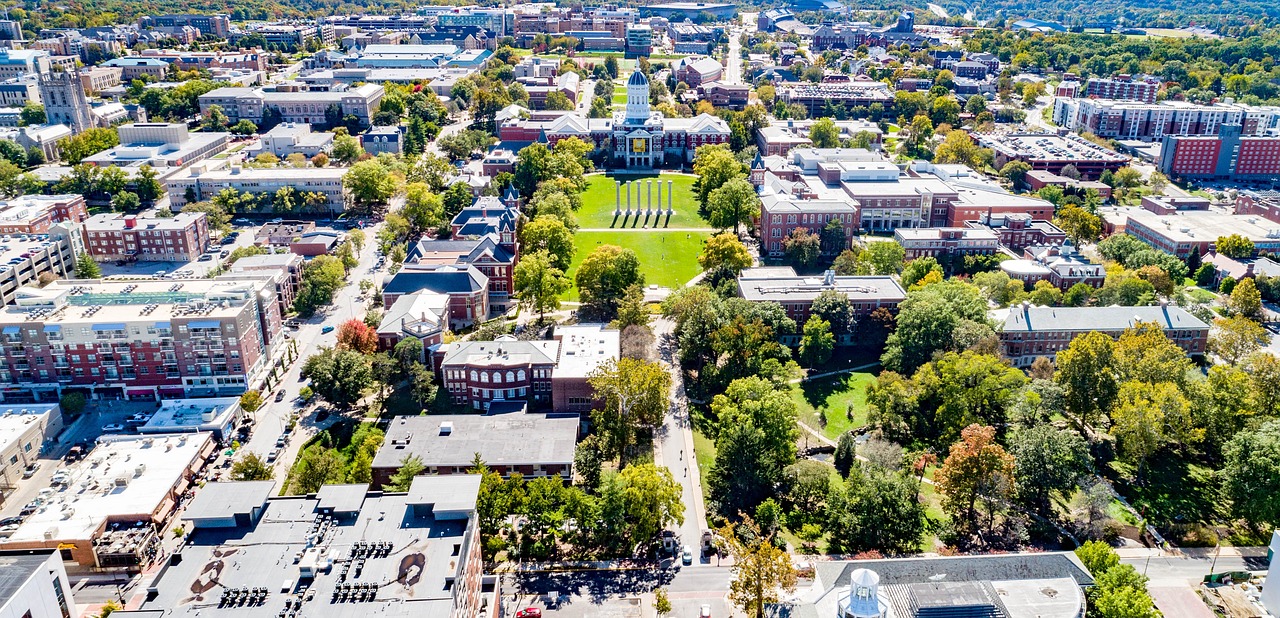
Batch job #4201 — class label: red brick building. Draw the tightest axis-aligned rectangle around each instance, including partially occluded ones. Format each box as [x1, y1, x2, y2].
[0, 194, 89, 235]
[82, 212, 209, 262]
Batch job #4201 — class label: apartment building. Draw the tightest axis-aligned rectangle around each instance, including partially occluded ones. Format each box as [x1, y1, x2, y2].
[1158, 124, 1280, 183]
[82, 212, 209, 262]
[1084, 75, 1160, 103]
[0, 195, 88, 235]
[996, 303, 1208, 367]
[0, 277, 285, 402]
[1054, 98, 1280, 142]
[197, 83, 383, 128]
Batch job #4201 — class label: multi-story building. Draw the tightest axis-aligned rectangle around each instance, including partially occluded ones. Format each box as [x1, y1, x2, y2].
[737, 267, 905, 343]
[695, 81, 751, 111]
[1054, 98, 1280, 142]
[78, 66, 121, 95]
[0, 404, 63, 492]
[0, 194, 88, 235]
[82, 212, 209, 262]
[0, 276, 285, 401]
[0, 49, 51, 80]
[407, 235, 517, 314]
[140, 14, 232, 38]
[1084, 74, 1160, 103]
[673, 56, 723, 87]
[116, 476, 490, 618]
[435, 324, 618, 411]
[895, 227, 1000, 259]
[99, 57, 169, 80]
[243, 23, 335, 49]
[753, 151, 1054, 256]
[975, 132, 1130, 179]
[625, 23, 653, 56]
[197, 83, 383, 128]
[82, 123, 230, 170]
[134, 48, 269, 72]
[225, 253, 303, 319]
[965, 213, 1066, 252]
[777, 79, 895, 118]
[381, 264, 489, 328]
[0, 433, 214, 568]
[362, 125, 403, 155]
[256, 122, 334, 158]
[0, 75, 41, 109]
[1000, 243, 1106, 290]
[1121, 206, 1280, 258]
[372, 410, 579, 484]
[1236, 190, 1280, 225]
[996, 303, 1208, 367]
[0, 549, 78, 618]
[1158, 124, 1280, 183]
[165, 161, 350, 212]
[756, 119, 882, 156]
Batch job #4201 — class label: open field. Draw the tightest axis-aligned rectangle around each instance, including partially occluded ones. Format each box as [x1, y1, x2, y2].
[790, 370, 878, 441]
[562, 230, 709, 299]
[579, 173, 710, 229]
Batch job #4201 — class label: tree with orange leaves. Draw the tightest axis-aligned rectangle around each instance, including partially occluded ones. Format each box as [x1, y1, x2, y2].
[934, 424, 1017, 548]
[336, 319, 378, 355]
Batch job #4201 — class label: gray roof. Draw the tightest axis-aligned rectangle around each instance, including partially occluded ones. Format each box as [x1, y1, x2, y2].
[813, 553, 1095, 591]
[738, 267, 906, 305]
[407, 475, 482, 514]
[181, 480, 274, 522]
[372, 413, 579, 471]
[997, 304, 1209, 333]
[116, 485, 476, 618]
[315, 483, 369, 514]
[383, 265, 488, 296]
[0, 550, 58, 603]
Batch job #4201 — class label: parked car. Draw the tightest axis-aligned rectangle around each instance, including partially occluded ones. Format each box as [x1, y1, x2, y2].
[102, 424, 125, 433]
[321, 325, 335, 334]
[699, 604, 712, 617]
[0, 516, 23, 527]
[21, 462, 39, 478]
[276, 436, 287, 448]
[515, 609, 542, 618]
[198, 254, 214, 262]
[266, 449, 280, 462]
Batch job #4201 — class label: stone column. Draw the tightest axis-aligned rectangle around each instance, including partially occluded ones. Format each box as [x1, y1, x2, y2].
[626, 182, 632, 214]
[668, 179, 674, 214]
[657, 181, 663, 213]
[615, 181, 621, 215]
[647, 180, 652, 215]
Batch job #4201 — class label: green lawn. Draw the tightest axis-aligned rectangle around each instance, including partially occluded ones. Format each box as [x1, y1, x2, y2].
[790, 371, 878, 442]
[579, 173, 711, 229]
[693, 428, 716, 499]
[562, 230, 709, 299]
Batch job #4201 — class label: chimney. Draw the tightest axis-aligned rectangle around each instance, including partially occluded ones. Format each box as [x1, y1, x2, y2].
[123, 215, 137, 229]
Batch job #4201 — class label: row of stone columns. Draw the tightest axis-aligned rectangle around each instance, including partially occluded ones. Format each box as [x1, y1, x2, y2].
[614, 179, 675, 216]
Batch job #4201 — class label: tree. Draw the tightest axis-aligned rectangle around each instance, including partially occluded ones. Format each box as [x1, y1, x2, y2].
[1229, 277, 1263, 319]
[933, 131, 990, 170]
[907, 114, 934, 151]
[834, 431, 858, 478]
[289, 446, 345, 494]
[442, 182, 473, 222]
[881, 280, 986, 373]
[19, 103, 45, 126]
[783, 227, 821, 268]
[294, 255, 346, 317]
[203, 104, 229, 131]
[1217, 234, 1255, 258]
[934, 424, 1017, 547]
[576, 245, 643, 319]
[809, 117, 840, 148]
[332, 134, 364, 164]
[1093, 584, 1159, 618]
[810, 290, 855, 336]
[336, 318, 378, 354]
[111, 191, 140, 212]
[901, 257, 942, 288]
[1223, 420, 1280, 531]
[654, 588, 672, 616]
[301, 347, 373, 409]
[612, 284, 650, 330]
[1211, 315, 1271, 365]
[385, 455, 426, 491]
[799, 315, 835, 367]
[1194, 263, 1217, 287]
[856, 241, 906, 275]
[75, 252, 101, 278]
[134, 165, 163, 204]
[1076, 540, 1121, 577]
[1110, 380, 1192, 478]
[825, 464, 928, 555]
[832, 249, 861, 275]
[1009, 424, 1089, 517]
[588, 357, 671, 463]
[239, 390, 264, 415]
[692, 145, 746, 207]
[699, 232, 753, 277]
[709, 377, 799, 515]
[344, 159, 397, 209]
[722, 518, 798, 618]
[706, 177, 760, 234]
[409, 363, 437, 409]
[230, 119, 258, 135]
[1054, 331, 1118, 431]
[513, 250, 571, 322]
[1113, 167, 1143, 189]
[521, 215, 575, 269]
[59, 392, 87, 416]
[59, 127, 119, 164]
[1055, 205, 1103, 245]
[231, 452, 274, 481]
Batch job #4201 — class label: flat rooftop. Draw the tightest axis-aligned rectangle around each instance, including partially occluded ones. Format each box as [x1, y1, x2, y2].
[83, 212, 203, 231]
[0, 404, 57, 453]
[1125, 208, 1280, 244]
[141, 397, 241, 433]
[994, 304, 1208, 333]
[738, 267, 907, 304]
[4, 433, 211, 543]
[2, 277, 271, 327]
[0, 194, 80, 223]
[82, 132, 229, 169]
[553, 324, 619, 379]
[123, 479, 478, 618]
[0, 550, 59, 603]
[373, 412, 579, 470]
[0, 235, 63, 276]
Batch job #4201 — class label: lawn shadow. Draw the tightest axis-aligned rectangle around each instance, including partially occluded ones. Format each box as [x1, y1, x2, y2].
[799, 376, 846, 412]
[1108, 451, 1220, 528]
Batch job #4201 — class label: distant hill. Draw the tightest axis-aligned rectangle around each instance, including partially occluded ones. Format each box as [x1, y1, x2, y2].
[935, 0, 1278, 30]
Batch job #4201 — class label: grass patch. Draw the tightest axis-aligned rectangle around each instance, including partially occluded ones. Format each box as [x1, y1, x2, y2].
[579, 173, 711, 229]
[562, 230, 709, 299]
[790, 371, 877, 441]
[693, 427, 716, 499]
[1186, 287, 1217, 303]
[1107, 451, 1220, 527]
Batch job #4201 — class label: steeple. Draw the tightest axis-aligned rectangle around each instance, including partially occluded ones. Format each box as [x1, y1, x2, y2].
[624, 70, 651, 123]
[502, 182, 520, 208]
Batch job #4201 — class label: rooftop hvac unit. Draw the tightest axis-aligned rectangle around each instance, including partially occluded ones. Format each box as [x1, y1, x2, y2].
[439, 421, 453, 436]
[43, 527, 59, 540]
[135, 464, 146, 477]
[115, 476, 130, 487]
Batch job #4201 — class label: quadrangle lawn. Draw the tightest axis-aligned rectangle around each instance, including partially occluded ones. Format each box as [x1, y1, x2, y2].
[562, 230, 709, 300]
[789, 371, 877, 442]
[579, 173, 712, 229]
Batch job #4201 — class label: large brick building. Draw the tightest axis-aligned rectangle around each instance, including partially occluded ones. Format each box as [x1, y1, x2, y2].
[736, 267, 905, 344]
[0, 194, 88, 235]
[82, 212, 209, 262]
[996, 303, 1208, 367]
[1084, 75, 1160, 103]
[1158, 124, 1280, 183]
[1054, 98, 1280, 142]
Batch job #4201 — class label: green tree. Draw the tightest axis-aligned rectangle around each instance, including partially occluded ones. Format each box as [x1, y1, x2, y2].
[706, 177, 760, 234]
[783, 227, 821, 268]
[343, 159, 397, 210]
[1054, 331, 1118, 430]
[588, 357, 672, 463]
[1223, 420, 1280, 531]
[332, 134, 364, 164]
[1229, 277, 1263, 319]
[521, 215, 575, 268]
[692, 145, 746, 208]
[239, 390, 264, 415]
[59, 392, 88, 416]
[1055, 205, 1103, 245]
[1211, 315, 1271, 365]
[1194, 263, 1217, 287]
[856, 241, 906, 275]
[231, 452, 274, 481]
[1075, 540, 1120, 576]
[513, 250, 571, 322]
[75, 252, 101, 278]
[799, 315, 835, 367]
[19, 103, 45, 126]
[825, 464, 927, 555]
[901, 257, 942, 288]
[294, 255, 346, 317]
[576, 244, 643, 319]
[442, 182, 474, 222]
[699, 232, 754, 277]
[809, 117, 840, 148]
[385, 455, 426, 491]
[834, 431, 858, 478]
[709, 376, 799, 515]
[289, 446, 345, 494]
[1110, 381, 1192, 478]
[300, 347, 373, 409]
[881, 280, 986, 373]
[1217, 234, 1255, 258]
[111, 191, 140, 212]
[933, 130, 990, 170]
[1009, 424, 1089, 517]
[654, 588, 672, 616]
[722, 518, 798, 618]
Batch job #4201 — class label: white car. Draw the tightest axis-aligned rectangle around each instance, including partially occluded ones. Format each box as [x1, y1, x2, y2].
[699, 604, 712, 617]
[102, 424, 125, 433]
[681, 545, 693, 565]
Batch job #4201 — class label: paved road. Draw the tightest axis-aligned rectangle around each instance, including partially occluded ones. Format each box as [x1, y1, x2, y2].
[726, 28, 744, 85]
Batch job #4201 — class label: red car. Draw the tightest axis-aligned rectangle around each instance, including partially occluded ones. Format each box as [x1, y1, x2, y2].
[515, 609, 542, 618]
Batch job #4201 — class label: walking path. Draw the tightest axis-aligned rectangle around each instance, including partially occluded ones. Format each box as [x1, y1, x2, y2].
[788, 362, 880, 384]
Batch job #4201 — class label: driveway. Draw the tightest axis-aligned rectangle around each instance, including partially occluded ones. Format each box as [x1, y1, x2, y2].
[1148, 584, 1216, 618]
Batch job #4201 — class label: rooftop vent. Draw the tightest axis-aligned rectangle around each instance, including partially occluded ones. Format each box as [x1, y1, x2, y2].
[439, 421, 453, 436]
